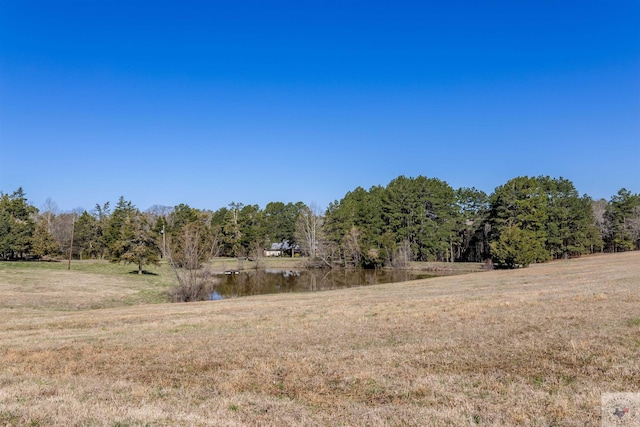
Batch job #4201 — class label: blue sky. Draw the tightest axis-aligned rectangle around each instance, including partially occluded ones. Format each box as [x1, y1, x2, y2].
[1, 1, 638, 213]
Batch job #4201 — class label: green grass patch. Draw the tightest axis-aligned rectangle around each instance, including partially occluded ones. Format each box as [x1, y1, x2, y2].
[627, 318, 640, 327]
[0, 259, 175, 310]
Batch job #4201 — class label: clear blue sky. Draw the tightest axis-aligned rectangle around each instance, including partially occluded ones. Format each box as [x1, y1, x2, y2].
[1, 1, 639, 213]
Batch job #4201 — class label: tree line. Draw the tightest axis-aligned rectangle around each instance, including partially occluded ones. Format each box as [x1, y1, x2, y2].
[325, 176, 639, 268]
[1, 175, 639, 272]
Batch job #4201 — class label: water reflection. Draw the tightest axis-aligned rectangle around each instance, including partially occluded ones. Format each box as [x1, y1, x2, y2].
[210, 269, 436, 300]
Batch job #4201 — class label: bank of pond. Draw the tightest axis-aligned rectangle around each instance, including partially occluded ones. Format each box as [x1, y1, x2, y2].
[209, 268, 467, 300]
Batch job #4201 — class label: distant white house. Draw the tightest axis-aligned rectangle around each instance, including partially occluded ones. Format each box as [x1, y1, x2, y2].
[263, 241, 298, 257]
[263, 248, 283, 257]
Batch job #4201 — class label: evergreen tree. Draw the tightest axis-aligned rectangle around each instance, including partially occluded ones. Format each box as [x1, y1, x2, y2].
[74, 211, 99, 259]
[107, 197, 160, 274]
[605, 188, 640, 251]
[237, 204, 263, 254]
[382, 176, 459, 262]
[103, 197, 134, 259]
[93, 202, 111, 259]
[490, 223, 540, 268]
[489, 177, 549, 267]
[168, 204, 200, 233]
[166, 205, 217, 266]
[489, 176, 599, 266]
[0, 188, 37, 259]
[224, 202, 244, 257]
[210, 207, 233, 256]
[539, 177, 593, 258]
[325, 186, 385, 266]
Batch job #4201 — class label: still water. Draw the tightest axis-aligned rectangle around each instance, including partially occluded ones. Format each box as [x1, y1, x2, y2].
[209, 269, 437, 300]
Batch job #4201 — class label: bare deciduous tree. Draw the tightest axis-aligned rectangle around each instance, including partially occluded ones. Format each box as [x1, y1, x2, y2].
[249, 239, 264, 269]
[167, 221, 221, 302]
[627, 206, 640, 249]
[392, 240, 413, 268]
[592, 199, 608, 244]
[342, 225, 362, 267]
[295, 204, 323, 259]
[295, 204, 339, 268]
[317, 239, 339, 268]
[50, 213, 75, 256]
[40, 198, 59, 233]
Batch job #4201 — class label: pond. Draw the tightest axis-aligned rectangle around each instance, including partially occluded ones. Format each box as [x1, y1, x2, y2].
[209, 268, 442, 300]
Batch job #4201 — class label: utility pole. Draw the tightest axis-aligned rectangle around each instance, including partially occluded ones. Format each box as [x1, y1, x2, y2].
[161, 224, 166, 258]
[68, 215, 75, 270]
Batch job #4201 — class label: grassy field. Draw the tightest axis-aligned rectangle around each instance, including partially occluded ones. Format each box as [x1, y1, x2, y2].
[0, 260, 175, 310]
[0, 252, 639, 426]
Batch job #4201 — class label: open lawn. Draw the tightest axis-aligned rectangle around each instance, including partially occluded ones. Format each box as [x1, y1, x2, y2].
[0, 253, 639, 425]
[0, 260, 175, 310]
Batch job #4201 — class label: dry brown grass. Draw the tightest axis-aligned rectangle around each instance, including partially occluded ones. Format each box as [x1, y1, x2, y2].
[1, 252, 639, 426]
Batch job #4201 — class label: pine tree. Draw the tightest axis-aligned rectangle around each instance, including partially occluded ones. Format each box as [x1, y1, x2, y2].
[74, 211, 99, 259]
[489, 177, 549, 267]
[490, 223, 540, 268]
[0, 188, 37, 259]
[605, 188, 640, 251]
[107, 198, 160, 274]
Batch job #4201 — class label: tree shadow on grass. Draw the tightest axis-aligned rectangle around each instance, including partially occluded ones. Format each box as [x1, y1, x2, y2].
[127, 270, 159, 276]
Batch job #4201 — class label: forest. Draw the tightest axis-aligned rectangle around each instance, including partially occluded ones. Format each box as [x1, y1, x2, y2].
[1, 175, 639, 271]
